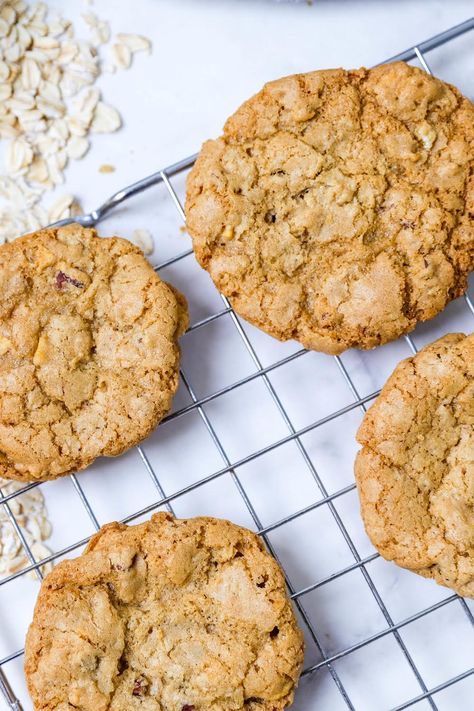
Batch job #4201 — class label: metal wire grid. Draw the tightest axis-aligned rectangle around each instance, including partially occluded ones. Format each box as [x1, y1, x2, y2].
[1, 17, 474, 711]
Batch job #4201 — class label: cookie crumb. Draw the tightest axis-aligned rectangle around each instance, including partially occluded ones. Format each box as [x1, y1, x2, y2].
[99, 163, 116, 173]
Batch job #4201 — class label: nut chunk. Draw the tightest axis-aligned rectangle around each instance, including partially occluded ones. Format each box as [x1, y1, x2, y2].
[0, 224, 188, 482]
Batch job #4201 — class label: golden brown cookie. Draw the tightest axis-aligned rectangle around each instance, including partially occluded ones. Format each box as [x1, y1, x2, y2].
[25, 512, 305, 710]
[0, 224, 188, 482]
[355, 333, 474, 597]
[186, 62, 474, 354]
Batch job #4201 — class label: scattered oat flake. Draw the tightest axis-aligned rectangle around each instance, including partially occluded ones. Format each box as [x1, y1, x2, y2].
[111, 42, 131, 71]
[0, 477, 54, 580]
[131, 228, 154, 255]
[82, 12, 110, 45]
[48, 193, 82, 223]
[70, 198, 82, 217]
[66, 135, 89, 159]
[6, 137, 34, 173]
[90, 102, 121, 133]
[82, 11, 99, 27]
[0, 1, 152, 243]
[116, 33, 151, 53]
[91, 24, 110, 46]
[99, 163, 115, 173]
[28, 157, 49, 185]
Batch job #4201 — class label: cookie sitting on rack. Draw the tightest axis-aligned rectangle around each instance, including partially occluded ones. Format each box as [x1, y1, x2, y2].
[186, 61, 474, 355]
[355, 332, 474, 598]
[0, 224, 188, 482]
[25, 512, 305, 710]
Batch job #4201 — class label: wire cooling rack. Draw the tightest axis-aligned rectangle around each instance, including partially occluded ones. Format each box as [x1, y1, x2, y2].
[1, 17, 474, 711]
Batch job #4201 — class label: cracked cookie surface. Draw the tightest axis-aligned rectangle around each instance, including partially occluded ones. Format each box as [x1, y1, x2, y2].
[25, 512, 305, 711]
[186, 62, 474, 354]
[0, 224, 188, 482]
[355, 333, 474, 597]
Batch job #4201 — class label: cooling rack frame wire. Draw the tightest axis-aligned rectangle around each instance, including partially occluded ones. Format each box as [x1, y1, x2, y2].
[1, 16, 474, 711]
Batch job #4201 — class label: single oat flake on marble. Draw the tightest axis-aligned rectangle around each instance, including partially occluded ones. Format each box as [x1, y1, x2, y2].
[131, 228, 154, 255]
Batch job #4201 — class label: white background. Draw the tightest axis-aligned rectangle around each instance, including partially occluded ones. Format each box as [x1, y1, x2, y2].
[1, 1, 474, 710]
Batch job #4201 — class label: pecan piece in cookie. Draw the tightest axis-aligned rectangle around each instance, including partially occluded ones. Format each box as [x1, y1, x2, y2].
[55, 270, 85, 289]
[132, 676, 149, 697]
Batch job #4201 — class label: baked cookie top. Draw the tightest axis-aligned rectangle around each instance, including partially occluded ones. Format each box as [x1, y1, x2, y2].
[355, 333, 474, 597]
[25, 512, 305, 711]
[0, 225, 188, 482]
[186, 62, 474, 354]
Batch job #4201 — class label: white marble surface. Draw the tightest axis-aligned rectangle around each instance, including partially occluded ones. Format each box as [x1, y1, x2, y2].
[1, 1, 474, 710]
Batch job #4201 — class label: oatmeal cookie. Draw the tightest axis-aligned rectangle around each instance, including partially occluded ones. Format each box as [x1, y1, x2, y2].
[0, 224, 188, 482]
[186, 62, 474, 354]
[25, 512, 304, 710]
[355, 333, 474, 597]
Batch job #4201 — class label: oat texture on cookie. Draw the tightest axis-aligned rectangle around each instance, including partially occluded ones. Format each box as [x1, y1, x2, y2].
[0, 224, 188, 482]
[186, 62, 474, 354]
[355, 333, 474, 597]
[25, 512, 305, 711]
